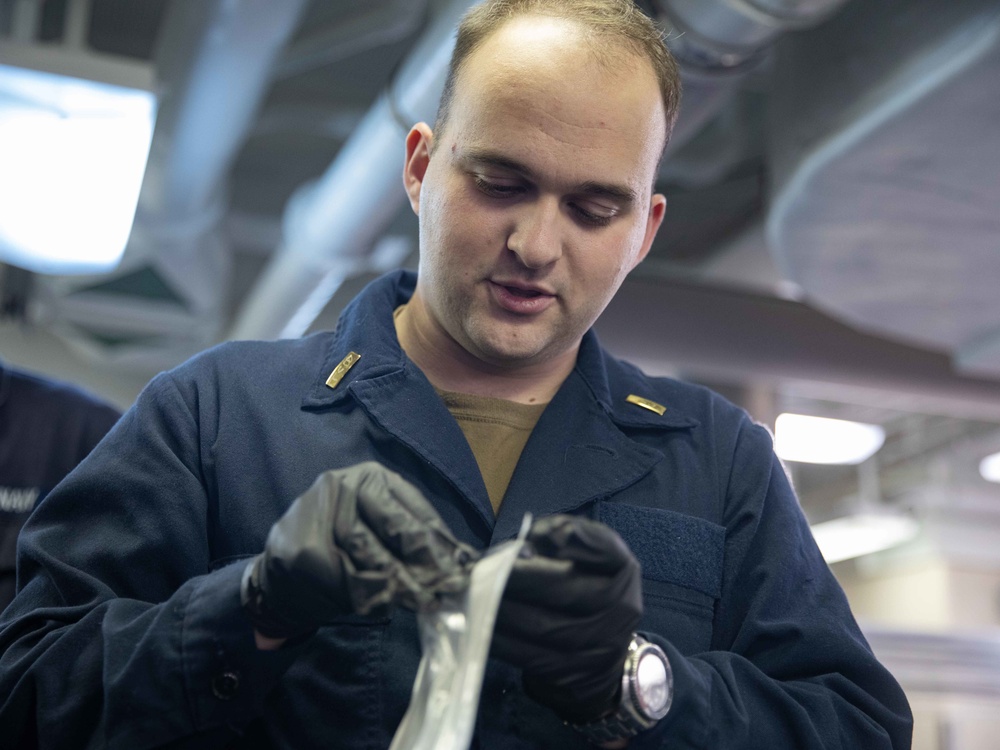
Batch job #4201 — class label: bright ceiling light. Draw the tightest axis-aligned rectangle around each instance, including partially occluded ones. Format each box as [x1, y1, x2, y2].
[810, 513, 920, 564]
[979, 452, 1000, 483]
[774, 413, 885, 465]
[0, 48, 156, 275]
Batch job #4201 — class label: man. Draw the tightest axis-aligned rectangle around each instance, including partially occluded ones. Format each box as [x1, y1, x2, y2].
[0, 362, 120, 611]
[0, 1, 912, 748]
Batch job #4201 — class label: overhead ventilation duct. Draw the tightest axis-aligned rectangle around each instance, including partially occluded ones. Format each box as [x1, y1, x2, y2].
[655, 0, 851, 60]
[647, 0, 850, 157]
[273, 0, 426, 82]
[36, 0, 309, 369]
[229, 0, 476, 341]
[767, 0, 1000, 378]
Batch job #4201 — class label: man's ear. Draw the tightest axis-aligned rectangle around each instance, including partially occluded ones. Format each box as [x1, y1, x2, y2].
[403, 123, 434, 215]
[632, 192, 666, 270]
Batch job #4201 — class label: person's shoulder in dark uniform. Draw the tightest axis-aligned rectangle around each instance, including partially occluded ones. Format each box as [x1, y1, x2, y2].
[0, 361, 122, 610]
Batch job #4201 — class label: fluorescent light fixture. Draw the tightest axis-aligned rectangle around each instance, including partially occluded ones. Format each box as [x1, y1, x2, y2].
[810, 512, 919, 564]
[774, 413, 885, 465]
[0, 53, 156, 274]
[979, 452, 1000, 483]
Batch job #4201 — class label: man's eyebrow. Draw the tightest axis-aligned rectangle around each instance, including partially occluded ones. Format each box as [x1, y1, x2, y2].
[463, 150, 533, 177]
[575, 180, 637, 205]
[462, 149, 637, 205]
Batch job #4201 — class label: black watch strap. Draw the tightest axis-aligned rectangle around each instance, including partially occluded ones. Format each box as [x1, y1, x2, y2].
[571, 710, 649, 745]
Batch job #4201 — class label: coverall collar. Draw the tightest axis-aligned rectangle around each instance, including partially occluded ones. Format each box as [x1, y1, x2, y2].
[302, 270, 697, 539]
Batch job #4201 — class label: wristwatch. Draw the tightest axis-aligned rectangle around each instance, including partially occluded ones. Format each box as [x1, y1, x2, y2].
[570, 634, 673, 745]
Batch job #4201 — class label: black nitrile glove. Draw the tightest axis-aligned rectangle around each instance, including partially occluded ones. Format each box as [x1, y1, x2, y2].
[491, 514, 642, 724]
[241, 461, 478, 639]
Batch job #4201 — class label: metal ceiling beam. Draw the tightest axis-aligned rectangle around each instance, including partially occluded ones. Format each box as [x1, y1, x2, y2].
[597, 273, 1000, 421]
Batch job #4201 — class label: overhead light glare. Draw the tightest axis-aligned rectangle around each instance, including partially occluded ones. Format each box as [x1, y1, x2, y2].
[979, 452, 1000, 484]
[810, 513, 919, 564]
[774, 413, 885, 465]
[0, 59, 156, 274]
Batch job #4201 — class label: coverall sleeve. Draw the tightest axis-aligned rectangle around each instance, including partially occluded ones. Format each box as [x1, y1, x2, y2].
[0, 371, 301, 749]
[633, 418, 912, 749]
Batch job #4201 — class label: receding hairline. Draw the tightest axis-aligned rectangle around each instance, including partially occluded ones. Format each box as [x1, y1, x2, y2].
[435, 15, 665, 142]
[458, 13, 652, 81]
[433, 1, 681, 154]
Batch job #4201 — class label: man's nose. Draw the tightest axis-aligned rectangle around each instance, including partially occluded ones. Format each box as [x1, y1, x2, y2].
[506, 198, 564, 269]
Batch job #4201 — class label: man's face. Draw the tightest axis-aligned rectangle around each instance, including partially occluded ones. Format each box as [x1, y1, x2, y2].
[403, 16, 667, 370]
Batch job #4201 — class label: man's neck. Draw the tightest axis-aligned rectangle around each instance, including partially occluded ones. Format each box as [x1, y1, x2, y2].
[393, 299, 575, 406]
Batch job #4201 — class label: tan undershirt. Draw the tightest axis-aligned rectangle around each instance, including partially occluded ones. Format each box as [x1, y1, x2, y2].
[393, 302, 548, 514]
[437, 389, 547, 515]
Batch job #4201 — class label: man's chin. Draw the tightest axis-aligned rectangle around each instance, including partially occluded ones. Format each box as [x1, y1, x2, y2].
[468, 331, 576, 372]
[461, 315, 576, 370]
[464, 330, 547, 368]
[474, 343, 546, 369]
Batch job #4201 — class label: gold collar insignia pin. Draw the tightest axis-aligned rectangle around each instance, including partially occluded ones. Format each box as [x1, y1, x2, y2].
[325, 351, 361, 390]
[626, 394, 666, 416]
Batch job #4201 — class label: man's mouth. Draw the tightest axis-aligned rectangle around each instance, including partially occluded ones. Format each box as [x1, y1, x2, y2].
[488, 280, 557, 315]
[492, 279, 555, 297]
[504, 285, 543, 298]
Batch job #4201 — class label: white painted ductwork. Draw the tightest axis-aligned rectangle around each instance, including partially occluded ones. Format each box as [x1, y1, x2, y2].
[273, 0, 427, 82]
[229, 0, 476, 341]
[767, 0, 1000, 377]
[651, 0, 850, 153]
[37, 0, 309, 369]
[654, 0, 849, 68]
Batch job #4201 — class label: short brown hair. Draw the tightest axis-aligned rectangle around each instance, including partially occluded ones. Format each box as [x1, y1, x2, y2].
[434, 0, 681, 148]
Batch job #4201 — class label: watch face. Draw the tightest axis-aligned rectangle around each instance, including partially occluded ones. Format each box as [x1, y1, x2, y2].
[636, 651, 671, 718]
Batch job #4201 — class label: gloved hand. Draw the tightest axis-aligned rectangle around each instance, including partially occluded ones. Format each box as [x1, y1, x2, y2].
[491, 515, 642, 724]
[241, 461, 477, 640]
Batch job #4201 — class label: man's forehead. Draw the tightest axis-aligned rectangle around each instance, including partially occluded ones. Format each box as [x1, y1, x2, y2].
[451, 16, 663, 135]
[443, 18, 665, 191]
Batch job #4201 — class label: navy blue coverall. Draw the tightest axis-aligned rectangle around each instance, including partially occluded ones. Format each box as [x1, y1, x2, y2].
[0, 363, 120, 611]
[0, 271, 912, 749]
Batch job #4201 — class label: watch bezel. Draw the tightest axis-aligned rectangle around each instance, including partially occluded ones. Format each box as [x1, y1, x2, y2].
[624, 635, 673, 723]
[569, 634, 673, 744]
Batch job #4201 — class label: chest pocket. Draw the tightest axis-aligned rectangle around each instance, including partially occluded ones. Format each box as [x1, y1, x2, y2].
[596, 502, 723, 655]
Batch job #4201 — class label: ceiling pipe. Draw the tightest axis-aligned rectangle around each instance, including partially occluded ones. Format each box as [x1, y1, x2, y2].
[41, 0, 309, 366]
[654, 0, 850, 67]
[7, 0, 40, 40]
[273, 0, 428, 81]
[137, 0, 309, 234]
[62, 0, 92, 49]
[229, 0, 476, 341]
[32, 0, 311, 371]
[650, 0, 851, 157]
[765, 0, 1000, 376]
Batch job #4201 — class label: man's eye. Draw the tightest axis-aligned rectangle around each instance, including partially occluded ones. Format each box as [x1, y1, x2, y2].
[571, 203, 615, 228]
[473, 176, 523, 197]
